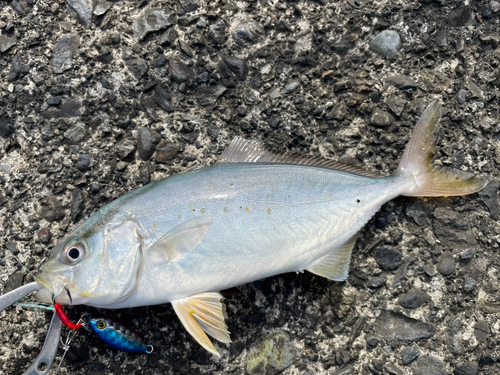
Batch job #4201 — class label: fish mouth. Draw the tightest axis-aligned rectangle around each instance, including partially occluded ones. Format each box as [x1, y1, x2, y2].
[34, 276, 73, 305]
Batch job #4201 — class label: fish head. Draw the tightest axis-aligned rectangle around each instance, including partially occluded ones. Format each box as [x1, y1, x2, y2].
[35, 214, 145, 307]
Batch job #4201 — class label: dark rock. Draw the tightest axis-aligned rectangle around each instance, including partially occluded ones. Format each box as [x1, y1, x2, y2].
[406, 201, 427, 226]
[374, 246, 402, 271]
[433, 207, 477, 249]
[371, 30, 401, 58]
[123, 50, 149, 80]
[111, 33, 121, 44]
[76, 154, 91, 172]
[221, 55, 248, 81]
[154, 85, 174, 113]
[483, 4, 493, 19]
[375, 311, 435, 341]
[0, 118, 15, 138]
[0, 34, 17, 53]
[460, 248, 475, 260]
[435, 28, 447, 47]
[116, 139, 136, 160]
[196, 85, 226, 107]
[136, 128, 161, 161]
[454, 364, 478, 375]
[231, 19, 262, 47]
[46, 96, 62, 106]
[133, 8, 175, 41]
[457, 89, 467, 104]
[159, 28, 178, 45]
[51, 35, 80, 74]
[370, 110, 393, 127]
[39, 195, 65, 222]
[391, 254, 416, 289]
[478, 181, 499, 219]
[67, 0, 93, 28]
[386, 97, 407, 117]
[448, 8, 473, 27]
[369, 277, 386, 288]
[411, 355, 446, 375]
[179, 40, 194, 58]
[365, 336, 380, 347]
[170, 57, 194, 83]
[3, 272, 24, 294]
[7, 54, 21, 82]
[141, 95, 157, 120]
[401, 346, 420, 365]
[269, 89, 281, 101]
[283, 81, 300, 94]
[334, 80, 351, 92]
[437, 251, 456, 276]
[94, 0, 112, 16]
[474, 320, 489, 343]
[156, 144, 179, 164]
[208, 21, 227, 45]
[398, 289, 429, 309]
[64, 123, 88, 144]
[10, 0, 24, 15]
[154, 56, 167, 68]
[424, 263, 436, 277]
[463, 277, 477, 293]
[178, 0, 199, 15]
[385, 75, 417, 90]
[97, 50, 113, 64]
[70, 188, 84, 222]
[42, 100, 81, 119]
[37, 228, 51, 244]
[90, 184, 100, 194]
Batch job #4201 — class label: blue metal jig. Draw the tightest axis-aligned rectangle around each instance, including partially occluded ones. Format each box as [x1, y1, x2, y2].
[88, 317, 153, 354]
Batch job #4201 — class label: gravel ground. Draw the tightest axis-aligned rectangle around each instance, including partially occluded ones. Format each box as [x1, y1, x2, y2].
[0, 0, 499, 374]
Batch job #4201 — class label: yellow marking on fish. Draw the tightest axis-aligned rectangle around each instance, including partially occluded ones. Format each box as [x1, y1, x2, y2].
[81, 291, 91, 297]
[178, 213, 182, 219]
[328, 194, 332, 197]
[245, 206, 250, 212]
[267, 208, 272, 215]
[153, 223, 157, 229]
[223, 207, 229, 212]
[201, 208, 206, 214]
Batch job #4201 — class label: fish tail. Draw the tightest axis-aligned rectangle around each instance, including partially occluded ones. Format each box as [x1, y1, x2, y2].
[395, 100, 488, 197]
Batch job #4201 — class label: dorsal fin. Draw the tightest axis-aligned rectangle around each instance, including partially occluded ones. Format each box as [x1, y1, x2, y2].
[217, 137, 383, 179]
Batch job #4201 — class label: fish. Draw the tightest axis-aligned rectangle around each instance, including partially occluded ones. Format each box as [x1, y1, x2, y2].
[33, 100, 487, 356]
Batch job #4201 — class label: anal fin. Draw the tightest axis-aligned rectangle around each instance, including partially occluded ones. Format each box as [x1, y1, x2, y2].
[306, 233, 358, 281]
[171, 292, 231, 356]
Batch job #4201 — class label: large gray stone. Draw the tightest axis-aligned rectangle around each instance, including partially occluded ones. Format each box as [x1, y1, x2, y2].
[375, 311, 435, 342]
[67, 0, 93, 28]
[51, 34, 80, 74]
[371, 30, 401, 58]
[133, 9, 175, 41]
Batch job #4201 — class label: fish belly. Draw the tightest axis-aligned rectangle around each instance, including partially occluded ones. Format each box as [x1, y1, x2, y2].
[111, 164, 411, 308]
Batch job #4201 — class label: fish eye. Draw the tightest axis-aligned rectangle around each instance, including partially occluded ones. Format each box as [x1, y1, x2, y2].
[63, 242, 86, 264]
[96, 320, 106, 330]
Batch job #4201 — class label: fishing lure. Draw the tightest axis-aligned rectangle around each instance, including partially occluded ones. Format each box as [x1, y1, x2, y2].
[88, 316, 153, 353]
[16, 302, 82, 330]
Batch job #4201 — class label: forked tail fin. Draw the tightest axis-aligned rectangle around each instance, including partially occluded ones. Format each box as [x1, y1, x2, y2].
[395, 100, 488, 197]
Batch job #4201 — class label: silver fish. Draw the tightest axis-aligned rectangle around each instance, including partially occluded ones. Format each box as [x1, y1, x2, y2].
[34, 100, 486, 355]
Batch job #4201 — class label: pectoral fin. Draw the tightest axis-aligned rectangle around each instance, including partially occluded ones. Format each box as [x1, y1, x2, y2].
[171, 292, 231, 356]
[149, 216, 212, 262]
[306, 233, 358, 281]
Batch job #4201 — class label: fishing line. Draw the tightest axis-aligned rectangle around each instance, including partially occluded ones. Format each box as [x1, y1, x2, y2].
[6, 246, 38, 282]
[53, 316, 86, 375]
